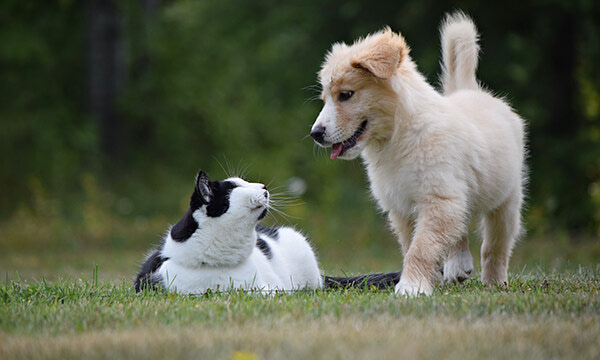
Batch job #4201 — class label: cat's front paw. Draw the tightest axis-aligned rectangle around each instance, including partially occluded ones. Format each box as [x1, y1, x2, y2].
[443, 248, 474, 283]
[395, 279, 432, 297]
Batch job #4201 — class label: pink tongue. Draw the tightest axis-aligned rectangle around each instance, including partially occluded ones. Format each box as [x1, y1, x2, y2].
[330, 143, 343, 159]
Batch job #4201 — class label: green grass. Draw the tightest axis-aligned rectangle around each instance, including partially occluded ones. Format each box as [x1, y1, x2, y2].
[1, 266, 599, 359]
[2, 194, 599, 359]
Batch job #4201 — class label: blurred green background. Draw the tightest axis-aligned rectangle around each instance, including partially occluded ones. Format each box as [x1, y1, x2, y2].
[1, 0, 599, 281]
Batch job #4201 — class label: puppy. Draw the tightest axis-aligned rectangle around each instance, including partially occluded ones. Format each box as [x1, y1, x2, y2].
[310, 13, 526, 296]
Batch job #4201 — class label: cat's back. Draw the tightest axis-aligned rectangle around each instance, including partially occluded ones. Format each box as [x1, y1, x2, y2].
[134, 243, 167, 292]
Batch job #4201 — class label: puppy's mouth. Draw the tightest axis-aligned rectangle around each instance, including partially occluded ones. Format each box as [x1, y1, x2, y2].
[330, 120, 368, 159]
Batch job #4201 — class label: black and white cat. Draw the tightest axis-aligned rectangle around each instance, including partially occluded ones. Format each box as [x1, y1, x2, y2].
[134, 171, 324, 294]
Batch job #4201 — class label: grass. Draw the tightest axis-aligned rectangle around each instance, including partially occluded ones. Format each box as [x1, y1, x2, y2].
[1, 265, 599, 359]
[2, 188, 600, 359]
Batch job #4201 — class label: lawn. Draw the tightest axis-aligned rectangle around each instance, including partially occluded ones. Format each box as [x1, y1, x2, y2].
[1, 238, 599, 360]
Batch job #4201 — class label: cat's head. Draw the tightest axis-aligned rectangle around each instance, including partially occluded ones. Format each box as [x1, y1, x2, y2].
[167, 170, 271, 265]
[171, 170, 269, 241]
[190, 170, 269, 222]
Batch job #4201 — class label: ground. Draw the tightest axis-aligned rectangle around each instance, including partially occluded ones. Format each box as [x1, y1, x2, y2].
[1, 237, 599, 359]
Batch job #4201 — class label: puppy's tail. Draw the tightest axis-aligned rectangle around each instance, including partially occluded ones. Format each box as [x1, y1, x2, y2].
[323, 271, 401, 290]
[439, 12, 480, 95]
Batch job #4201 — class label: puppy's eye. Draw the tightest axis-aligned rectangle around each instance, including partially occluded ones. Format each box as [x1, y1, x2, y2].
[338, 91, 354, 102]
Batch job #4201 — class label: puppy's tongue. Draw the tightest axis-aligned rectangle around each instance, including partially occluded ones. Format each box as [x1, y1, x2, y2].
[330, 143, 343, 159]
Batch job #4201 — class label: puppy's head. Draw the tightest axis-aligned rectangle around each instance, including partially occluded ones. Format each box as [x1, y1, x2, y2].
[310, 28, 408, 159]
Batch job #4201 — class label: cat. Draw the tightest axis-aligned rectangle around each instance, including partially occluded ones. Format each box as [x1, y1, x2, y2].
[134, 170, 401, 294]
[133, 170, 324, 294]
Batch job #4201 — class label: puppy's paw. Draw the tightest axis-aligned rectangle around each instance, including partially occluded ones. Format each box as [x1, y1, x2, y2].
[443, 248, 474, 283]
[395, 279, 432, 297]
[481, 267, 508, 287]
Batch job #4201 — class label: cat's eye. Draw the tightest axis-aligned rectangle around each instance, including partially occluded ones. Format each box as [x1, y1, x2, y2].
[338, 91, 354, 102]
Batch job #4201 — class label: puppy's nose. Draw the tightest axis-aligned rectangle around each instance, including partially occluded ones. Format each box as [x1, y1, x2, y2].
[310, 125, 326, 143]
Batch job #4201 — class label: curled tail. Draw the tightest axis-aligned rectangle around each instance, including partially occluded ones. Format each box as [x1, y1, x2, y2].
[440, 12, 480, 94]
[323, 271, 401, 290]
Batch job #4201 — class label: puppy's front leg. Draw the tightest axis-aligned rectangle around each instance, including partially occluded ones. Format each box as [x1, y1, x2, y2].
[388, 211, 415, 254]
[396, 198, 467, 297]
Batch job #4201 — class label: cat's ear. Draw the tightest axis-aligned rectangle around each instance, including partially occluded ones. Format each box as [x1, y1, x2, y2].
[194, 170, 212, 203]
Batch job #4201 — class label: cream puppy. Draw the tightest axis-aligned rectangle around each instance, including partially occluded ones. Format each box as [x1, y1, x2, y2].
[310, 13, 526, 296]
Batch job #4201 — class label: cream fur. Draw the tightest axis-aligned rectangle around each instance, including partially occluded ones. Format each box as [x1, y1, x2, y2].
[311, 13, 526, 296]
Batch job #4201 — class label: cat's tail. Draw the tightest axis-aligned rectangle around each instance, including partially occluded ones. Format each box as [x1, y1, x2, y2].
[439, 11, 480, 95]
[323, 271, 401, 290]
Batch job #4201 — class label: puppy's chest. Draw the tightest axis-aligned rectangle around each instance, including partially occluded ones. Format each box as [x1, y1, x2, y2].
[367, 163, 418, 216]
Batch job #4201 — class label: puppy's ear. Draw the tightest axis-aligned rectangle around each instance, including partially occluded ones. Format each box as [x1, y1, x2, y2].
[350, 28, 408, 79]
[194, 170, 212, 203]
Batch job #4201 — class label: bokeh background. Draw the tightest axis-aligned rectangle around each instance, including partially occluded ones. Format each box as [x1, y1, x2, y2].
[1, 0, 599, 281]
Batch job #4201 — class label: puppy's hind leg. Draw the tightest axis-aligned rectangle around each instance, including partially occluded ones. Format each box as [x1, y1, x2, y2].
[480, 191, 523, 286]
[443, 234, 474, 283]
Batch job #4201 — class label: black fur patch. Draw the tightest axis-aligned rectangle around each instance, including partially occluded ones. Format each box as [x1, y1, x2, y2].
[206, 181, 238, 217]
[256, 237, 272, 260]
[134, 242, 169, 292]
[256, 224, 279, 240]
[258, 208, 268, 220]
[323, 271, 401, 290]
[170, 208, 198, 242]
[171, 179, 238, 242]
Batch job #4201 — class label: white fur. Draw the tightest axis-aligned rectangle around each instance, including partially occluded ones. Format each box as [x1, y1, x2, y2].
[274, 227, 323, 289]
[313, 100, 338, 137]
[395, 279, 429, 297]
[312, 14, 526, 297]
[443, 236, 474, 283]
[440, 12, 480, 94]
[156, 178, 323, 294]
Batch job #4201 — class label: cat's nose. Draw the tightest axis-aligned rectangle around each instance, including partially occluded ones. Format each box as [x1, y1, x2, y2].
[263, 190, 268, 198]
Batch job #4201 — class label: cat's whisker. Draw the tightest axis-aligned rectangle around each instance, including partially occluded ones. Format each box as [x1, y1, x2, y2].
[214, 156, 232, 178]
[268, 190, 295, 197]
[273, 204, 303, 210]
[269, 194, 296, 200]
[220, 156, 231, 178]
[270, 196, 302, 203]
[270, 192, 300, 199]
[266, 182, 286, 190]
[267, 204, 300, 222]
[235, 161, 250, 179]
[267, 209, 296, 224]
[265, 178, 278, 191]
[270, 199, 303, 207]
[269, 196, 303, 206]
[228, 158, 236, 178]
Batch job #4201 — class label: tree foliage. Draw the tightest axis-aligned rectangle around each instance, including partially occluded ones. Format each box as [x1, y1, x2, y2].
[1, 0, 599, 238]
